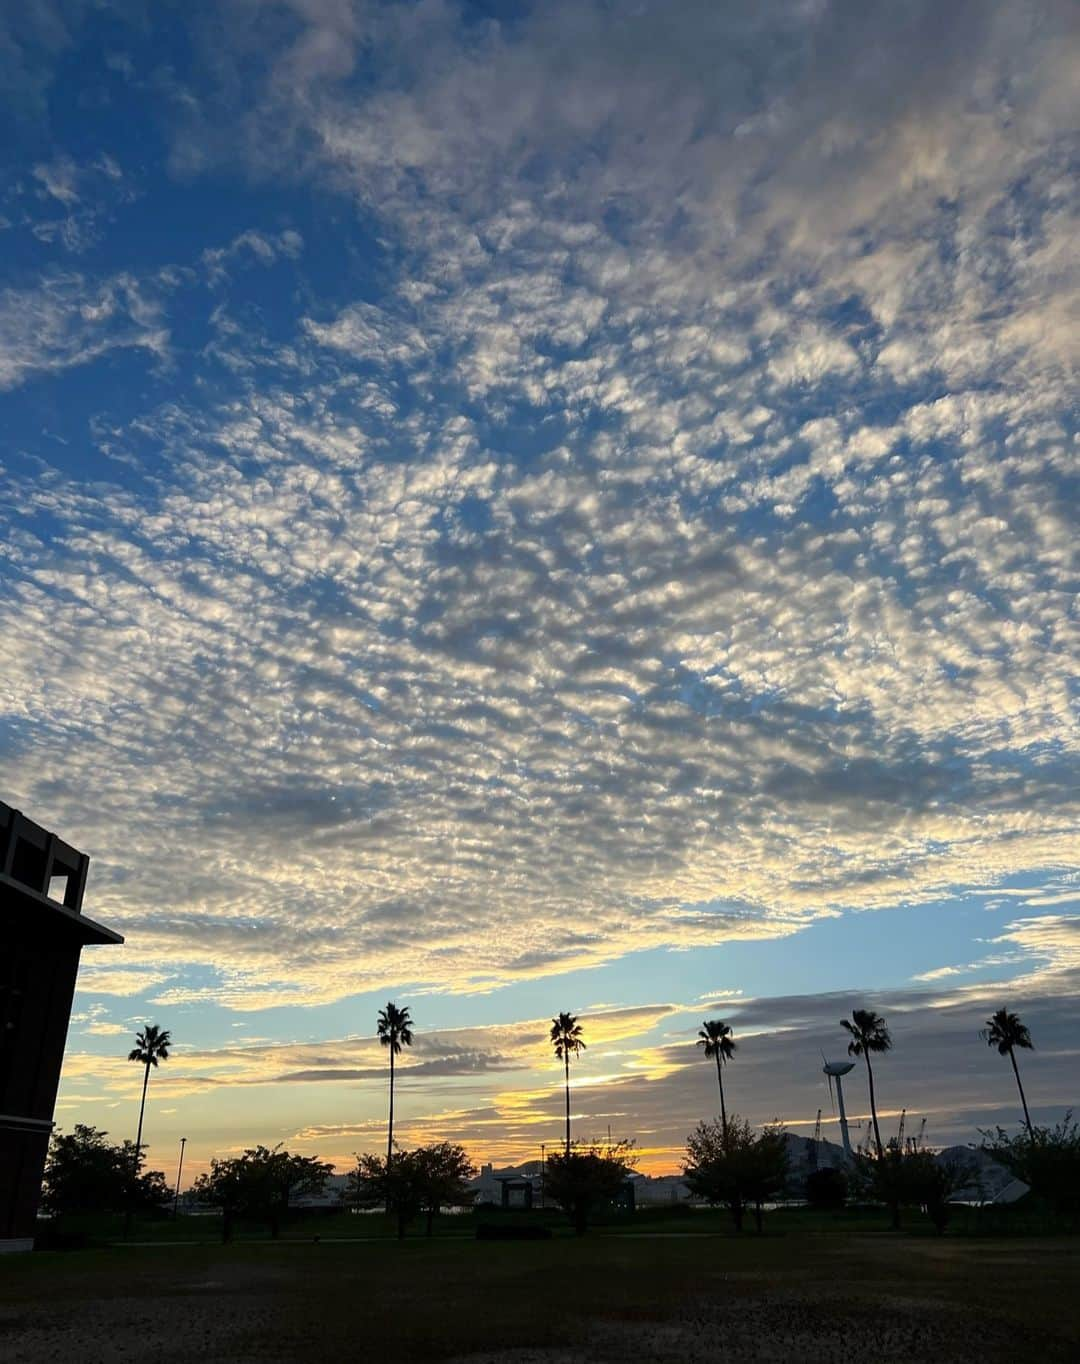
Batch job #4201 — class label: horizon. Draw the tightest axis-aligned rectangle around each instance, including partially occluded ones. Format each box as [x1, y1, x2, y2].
[1, 0, 1077, 1190]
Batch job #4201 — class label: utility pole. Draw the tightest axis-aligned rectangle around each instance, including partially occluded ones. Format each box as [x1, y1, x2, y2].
[540, 1143, 545, 1209]
[172, 1137, 187, 1219]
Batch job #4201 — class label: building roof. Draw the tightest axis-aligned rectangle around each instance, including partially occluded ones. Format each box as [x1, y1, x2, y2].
[1, 801, 123, 947]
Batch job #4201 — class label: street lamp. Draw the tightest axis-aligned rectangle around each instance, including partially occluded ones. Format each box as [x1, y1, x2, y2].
[172, 1137, 187, 1219]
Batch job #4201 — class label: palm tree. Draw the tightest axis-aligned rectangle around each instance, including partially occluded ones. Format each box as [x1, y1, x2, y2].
[840, 1008, 891, 1159]
[377, 1002, 414, 1166]
[127, 1023, 172, 1171]
[550, 1012, 586, 1157]
[981, 1007, 1034, 1133]
[697, 1019, 737, 1141]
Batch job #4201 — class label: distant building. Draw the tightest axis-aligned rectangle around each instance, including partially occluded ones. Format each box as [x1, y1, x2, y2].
[935, 1145, 1030, 1205]
[471, 1160, 540, 1206]
[631, 1172, 692, 1205]
[471, 1159, 545, 1206]
[0, 802, 122, 1252]
[291, 1173, 351, 1210]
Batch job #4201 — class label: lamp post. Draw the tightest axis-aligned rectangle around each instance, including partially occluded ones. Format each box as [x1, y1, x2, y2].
[172, 1137, 187, 1219]
[540, 1143, 546, 1210]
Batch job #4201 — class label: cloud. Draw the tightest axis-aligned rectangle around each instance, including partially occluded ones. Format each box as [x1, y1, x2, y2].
[0, 271, 168, 390]
[60, 1003, 685, 1098]
[33, 157, 82, 205]
[74, 966, 173, 997]
[54, 973, 1080, 1172]
[0, 0, 1076, 1012]
[200, 228, 304, 285]
[68, 1002, 133, 1037]
[995, 914, 1080, 977]
[0, 1, 117, 121]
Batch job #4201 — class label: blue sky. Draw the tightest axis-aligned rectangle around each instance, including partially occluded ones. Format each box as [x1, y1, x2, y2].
[1, 0, 1077, 1177]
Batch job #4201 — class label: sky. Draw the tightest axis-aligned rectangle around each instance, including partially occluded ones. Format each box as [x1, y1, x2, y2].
[1, 0, 1077, 1183]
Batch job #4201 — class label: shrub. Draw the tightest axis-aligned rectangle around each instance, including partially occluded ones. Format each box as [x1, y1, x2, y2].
[855, 1141, 974, 1232]
[981, 1113, 1080, 1227]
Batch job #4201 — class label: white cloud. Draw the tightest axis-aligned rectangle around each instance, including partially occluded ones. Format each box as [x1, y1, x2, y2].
[200, 228, 305, 285]
[995, 915, 1080, 976]
[0, 272, 169, 390]
[75, 966, 173, 997]
[0, 0, 1076, 1009]
[54, 976, 1080, 1169]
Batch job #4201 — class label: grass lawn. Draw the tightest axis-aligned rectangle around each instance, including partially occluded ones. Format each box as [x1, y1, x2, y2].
[2, 1225, 1078, 1362]
[32, 1200, 1072, 1245]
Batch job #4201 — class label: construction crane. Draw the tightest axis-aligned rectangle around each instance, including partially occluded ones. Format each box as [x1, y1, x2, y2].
[896, 1108, 906, 1146]
[807, 1109, 823, 1172]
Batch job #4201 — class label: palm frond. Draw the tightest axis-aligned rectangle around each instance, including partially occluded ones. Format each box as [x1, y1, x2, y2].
[376, 1001, 415, 1055]
[981, 1007, 1033, 1054]
[128, 1023, 172, 1066]
[551, 1011, 586, 1059]
[841, 1009, 890, 1056]
[698, 1018, 736, 1063]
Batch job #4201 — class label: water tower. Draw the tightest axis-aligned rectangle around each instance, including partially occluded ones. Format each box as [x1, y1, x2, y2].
[1, 802, 123, 1251]
[822, 1058, 856, 1157]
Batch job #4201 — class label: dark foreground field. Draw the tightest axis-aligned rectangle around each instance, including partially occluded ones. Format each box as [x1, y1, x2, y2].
[2, 1231, 1078, 1363]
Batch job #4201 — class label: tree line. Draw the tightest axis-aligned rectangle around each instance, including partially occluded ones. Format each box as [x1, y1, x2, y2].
[42, 1000, 1073, 1238]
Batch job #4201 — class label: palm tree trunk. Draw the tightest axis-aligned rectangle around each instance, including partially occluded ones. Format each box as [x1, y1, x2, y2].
[387, 1048, 395, 1166]
[135, 1061, 151, 1172]
[564, 1053, 571, 1157]
[385, 1048, 396, 1217]
[125, 1061, 151, 1239]
[865, 1053, 883, 1158]
[715, 1053, 728, 1142]
[1009, 1046, 1033, 1134]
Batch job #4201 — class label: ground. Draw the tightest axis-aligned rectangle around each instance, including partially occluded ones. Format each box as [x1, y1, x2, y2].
[2, 1225, 1078, 1362]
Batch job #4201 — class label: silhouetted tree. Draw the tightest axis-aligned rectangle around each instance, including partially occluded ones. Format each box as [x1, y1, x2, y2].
[127, 1023, 171, 1172]
[684, 1116, 788, 1232]
[351, 1143, 476, 1237]
[840, 1008, 890, 1158]
[697, 1019, 736, 1139]
[412, 1142, 476, 1236]
[377, 1003, 414, 1168]
[543, 1141, 636, 1236]
[349, 1150, 425, 1239]
[856, 1140, 973, 1233]
[919, 1155, 972, 1235]
[981, 1007, 1034, 1133]
[550, 1012, 586, 1156]
[982, 1112, 1080, 1226]
[804, 1166, 847, 1211]
[192, 1144, 331, 1242]
[41, 1125, 169, 1219]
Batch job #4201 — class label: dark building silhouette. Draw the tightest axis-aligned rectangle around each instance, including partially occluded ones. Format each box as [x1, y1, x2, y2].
[1, 802, 122, 1251]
